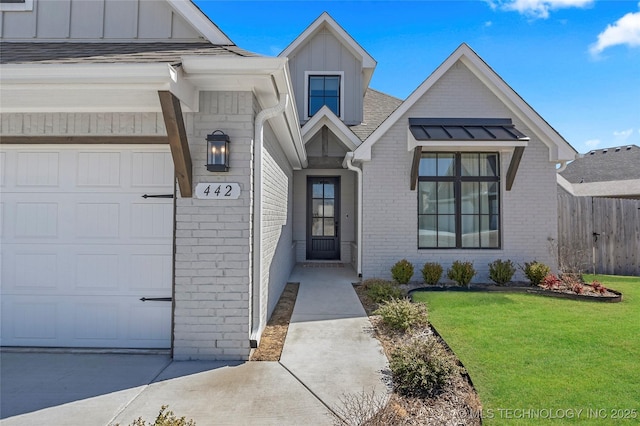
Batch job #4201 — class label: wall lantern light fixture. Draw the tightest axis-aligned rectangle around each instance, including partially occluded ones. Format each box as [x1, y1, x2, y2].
[206, 130, 230, 172]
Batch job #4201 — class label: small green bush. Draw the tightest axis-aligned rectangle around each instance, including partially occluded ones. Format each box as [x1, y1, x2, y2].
[118, 406, 195, 426]
[391, 259, 414, 284]
[374, 299, 428, 332]
[389, 337, 462, 397]
[447, 261, 476, 288]
[421, 262, 443, 285]
[488, 259, 516, 286]
[522, 261, 551, 286]
[363, 279, 404, 303]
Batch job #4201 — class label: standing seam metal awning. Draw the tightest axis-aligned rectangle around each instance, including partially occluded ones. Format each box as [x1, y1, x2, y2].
[409, 118, 529, 142]
[408, 118, 529, 191]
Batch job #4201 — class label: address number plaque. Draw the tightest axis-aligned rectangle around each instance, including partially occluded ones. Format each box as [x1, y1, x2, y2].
[195, 182, 241, 200]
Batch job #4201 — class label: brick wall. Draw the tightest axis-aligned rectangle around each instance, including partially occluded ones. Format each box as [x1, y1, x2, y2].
[362, 61, 558, 282]
[173, 91, 254, 360]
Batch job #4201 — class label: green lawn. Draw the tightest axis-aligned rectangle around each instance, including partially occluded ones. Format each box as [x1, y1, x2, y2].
[412, 275, 640, 425]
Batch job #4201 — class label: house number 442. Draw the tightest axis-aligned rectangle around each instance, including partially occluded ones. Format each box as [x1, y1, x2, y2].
[195, 183, 241, 200]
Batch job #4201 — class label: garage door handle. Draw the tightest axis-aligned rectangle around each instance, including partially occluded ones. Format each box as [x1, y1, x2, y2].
[140, 297, 172, 302]
[141, 194, 174, 199]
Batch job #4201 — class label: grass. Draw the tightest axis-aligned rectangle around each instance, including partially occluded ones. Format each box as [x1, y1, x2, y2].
[412, 275, 640, 425]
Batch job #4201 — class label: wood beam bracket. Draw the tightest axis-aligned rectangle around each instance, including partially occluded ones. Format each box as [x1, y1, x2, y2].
[158, 91, 192, 198]
[506, 146, 525, 191]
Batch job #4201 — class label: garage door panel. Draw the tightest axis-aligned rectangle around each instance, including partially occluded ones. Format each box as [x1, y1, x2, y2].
[1, 146, 173, 349]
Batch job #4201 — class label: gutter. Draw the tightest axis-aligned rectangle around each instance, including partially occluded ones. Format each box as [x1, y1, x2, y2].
[344, 152, 363, 277]
[250, 94, 289, 348]
[556, 160, 568, 173]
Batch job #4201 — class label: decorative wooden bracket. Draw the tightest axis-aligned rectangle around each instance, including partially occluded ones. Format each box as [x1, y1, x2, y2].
[410, 147, 422, 190]
[158, 91, 192, 198]
[506, 146, 525, 191]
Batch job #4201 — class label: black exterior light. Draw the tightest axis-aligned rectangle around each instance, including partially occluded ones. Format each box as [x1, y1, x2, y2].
[206, 130, 230, 172]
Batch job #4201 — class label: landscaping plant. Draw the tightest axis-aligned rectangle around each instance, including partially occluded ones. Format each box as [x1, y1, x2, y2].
[118, 406, 195, 426]
[421, 262, 443, 285]
[374, 299, 428, 332]
[488, 259, 515, 286]
[447, 261, 476, 288]
[521, 261, 550, 286]
[389, 336, 462, 397]
[363, 279, 404, 303]
[540, 273, 561, 290]
[391, 259, 415, 284]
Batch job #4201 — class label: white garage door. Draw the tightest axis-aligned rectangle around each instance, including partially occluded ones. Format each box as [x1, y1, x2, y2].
[0, 146, 174, 349]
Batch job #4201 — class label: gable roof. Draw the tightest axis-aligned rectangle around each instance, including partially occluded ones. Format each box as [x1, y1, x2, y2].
[353, 43, 577, 163]
[169, 0, 232, 45]
[279, 12, 377, 90]
[301, 105, 361, 151]
[561, 145, 640, 183]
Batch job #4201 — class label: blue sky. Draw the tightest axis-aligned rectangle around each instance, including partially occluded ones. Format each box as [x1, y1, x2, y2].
[194, 0, 640, 154]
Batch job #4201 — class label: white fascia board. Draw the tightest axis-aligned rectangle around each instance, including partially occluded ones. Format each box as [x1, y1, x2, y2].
[302, 105, 360, 151]
[182, 56, 287, 75]
[354, 43, 576, 163]
[0, 63, 197, 112]
[353, 46, 460, 162]
[167, 0, 233, 45]
[458, 52, 576, 162]
[279, 12, 376, 69]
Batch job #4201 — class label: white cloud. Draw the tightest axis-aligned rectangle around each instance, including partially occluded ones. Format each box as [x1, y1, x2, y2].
[590, 9, 640, 55]
[484, 21, 493, 27]
[613, 129, 634, 140]
[585, 139, 601, 148]
[487, 0, 593, 19]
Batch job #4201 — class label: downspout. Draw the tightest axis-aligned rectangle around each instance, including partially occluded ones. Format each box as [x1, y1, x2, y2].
[344, 152, 363, 277]
[250, 93, 289, 349]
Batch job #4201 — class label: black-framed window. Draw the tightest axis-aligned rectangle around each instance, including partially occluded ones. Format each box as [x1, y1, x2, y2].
[308, 75, 340, 117]
[418, 152, 500, 249]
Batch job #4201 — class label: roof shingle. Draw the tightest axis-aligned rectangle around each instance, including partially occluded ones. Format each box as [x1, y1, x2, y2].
[560, 144, 640, 183]
[349, 88, 402, 141]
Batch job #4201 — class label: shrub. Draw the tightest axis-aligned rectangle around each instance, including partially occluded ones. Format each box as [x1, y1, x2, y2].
[363, 279, 404, 303]
[391, 259, 415, 284]
[389, 336, 461, 397]
[540, 273, 561, 290]
[447, 261, 476, 288]
[571, 283, 585, 295]
[522, 261, 551, 286]
[488, 259, 516, 286]
[374, 299, 428, 332]
[591, 281, 607, 295]
[118, 406, 195, 426]
[421, 262, 443, 285]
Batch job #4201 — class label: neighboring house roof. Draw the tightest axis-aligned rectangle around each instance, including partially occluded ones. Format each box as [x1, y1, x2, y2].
[0, 42, 256, 65]
[557, 145, 640, 199]
[560, 145, 640, 183]
[350, 88, 403, 142]
[353, 43, 577, 163]
[279, 11, 377, 91]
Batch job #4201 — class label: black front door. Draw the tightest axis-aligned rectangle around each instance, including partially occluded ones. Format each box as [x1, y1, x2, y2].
[307, 177, 340, 260]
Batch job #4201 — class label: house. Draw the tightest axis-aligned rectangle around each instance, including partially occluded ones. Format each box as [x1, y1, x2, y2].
[558, 145, 640, 199]
[0, 1, 576, 360]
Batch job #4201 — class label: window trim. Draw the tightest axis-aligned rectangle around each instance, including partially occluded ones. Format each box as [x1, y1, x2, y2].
[417, 152, 501, 250]
[0, 0, 32, 11]
[304, 71, 344, 121]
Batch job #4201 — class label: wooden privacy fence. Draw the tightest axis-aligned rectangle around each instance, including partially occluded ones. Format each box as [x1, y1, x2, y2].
[557, 189, 640, 276]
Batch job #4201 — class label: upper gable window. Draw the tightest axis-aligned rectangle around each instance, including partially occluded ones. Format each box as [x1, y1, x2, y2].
[0, 0, 33, 11]
[305, 72, 343, 119]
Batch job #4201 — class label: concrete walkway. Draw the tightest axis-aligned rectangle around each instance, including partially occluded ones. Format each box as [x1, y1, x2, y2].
[0, 264, 389, 426]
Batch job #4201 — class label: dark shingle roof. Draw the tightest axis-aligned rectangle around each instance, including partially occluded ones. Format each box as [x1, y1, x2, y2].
[0, 42, 257, 65]
[350, 88, 402, 141]
[560, 145, 640, 183]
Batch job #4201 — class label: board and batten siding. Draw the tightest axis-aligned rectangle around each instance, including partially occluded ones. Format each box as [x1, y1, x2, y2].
[173, 91, 254, 361]
[0, 0, 202, 41]
[287, 28, 364, 126]
[0, 113, 167, 136]
[361, 60, 558, 282]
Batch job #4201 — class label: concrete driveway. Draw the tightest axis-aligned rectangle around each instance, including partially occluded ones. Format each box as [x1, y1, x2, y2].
[1, 266, 388, 425]
[0, 353, 332, 426]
